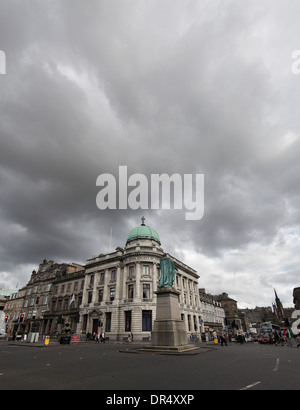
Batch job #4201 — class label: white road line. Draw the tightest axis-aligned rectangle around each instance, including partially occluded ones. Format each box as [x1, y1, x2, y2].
[239, 381, 261, 390]
[273, 358, 280, 372]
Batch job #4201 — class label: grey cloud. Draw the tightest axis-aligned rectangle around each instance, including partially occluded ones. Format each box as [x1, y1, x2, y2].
[0, 1, 300, 307]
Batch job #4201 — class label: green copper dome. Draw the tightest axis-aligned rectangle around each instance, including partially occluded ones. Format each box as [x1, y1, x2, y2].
[126, 217, 160, 244]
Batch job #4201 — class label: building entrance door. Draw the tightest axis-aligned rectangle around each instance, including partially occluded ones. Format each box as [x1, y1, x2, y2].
[92, 318, 98, 335]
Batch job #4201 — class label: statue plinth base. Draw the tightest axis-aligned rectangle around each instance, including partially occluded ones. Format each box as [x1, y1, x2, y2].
[141, 287, 196, 353]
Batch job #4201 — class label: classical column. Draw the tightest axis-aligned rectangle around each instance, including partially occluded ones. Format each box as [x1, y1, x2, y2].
[135, 262, 141, 301]
[92, 271, 98, 303]
[122, 265, 128, 300]
[115, 266, 122, 301]
[102, 269, 109, 303]
[152, 262, 158, 293]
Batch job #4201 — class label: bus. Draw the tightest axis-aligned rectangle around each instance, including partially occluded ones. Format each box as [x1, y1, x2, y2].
[260, 322, 280, 334]
[259, 322, 281, 344]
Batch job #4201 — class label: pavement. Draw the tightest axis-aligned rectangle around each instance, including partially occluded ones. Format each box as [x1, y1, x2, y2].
[2, 338, 299, 349]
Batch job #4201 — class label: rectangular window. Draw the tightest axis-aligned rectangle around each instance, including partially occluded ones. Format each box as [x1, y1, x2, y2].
[129, 266, 135, 277]
[142, 310, 152, 331]
[105, 312, 111, 332]
[143, 284, 150, 299]
[143, 265, 150, 275]
[88, 291, 93, 303]
[98, 289, 103, 302]
[128, 284, 134, 299]
[100, 272, 105, 283]
[125, 311, 131, 332]
[110, 287, 115, 302]
[111, 270, 116, 281]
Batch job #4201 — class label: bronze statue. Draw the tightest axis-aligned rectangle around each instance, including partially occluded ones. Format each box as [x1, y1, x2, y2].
[158, 254, 176, 288]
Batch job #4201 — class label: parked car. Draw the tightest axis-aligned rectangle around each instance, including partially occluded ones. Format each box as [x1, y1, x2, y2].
[0, 332, 7, 341]
[258, 334, 273, 344]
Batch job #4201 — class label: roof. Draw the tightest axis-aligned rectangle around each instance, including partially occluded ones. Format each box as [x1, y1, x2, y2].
[126, 218, 160, 245]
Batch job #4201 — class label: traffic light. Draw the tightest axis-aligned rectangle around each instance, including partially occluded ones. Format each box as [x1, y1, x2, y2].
[5, 315, 8, 323]
[19, 314, 24, 323]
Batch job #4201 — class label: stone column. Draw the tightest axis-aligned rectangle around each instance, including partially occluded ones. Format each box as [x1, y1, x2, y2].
[115, 266, 122, 301]
[135, 262, 141, 301]
[122, 265, 128, 300]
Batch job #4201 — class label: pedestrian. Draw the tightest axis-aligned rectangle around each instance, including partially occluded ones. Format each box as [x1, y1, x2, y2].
[212, 330, 218, 344]
[220, 334, 228, 346]
[101, 331, 105, 343]
[274, 331, 280, 346]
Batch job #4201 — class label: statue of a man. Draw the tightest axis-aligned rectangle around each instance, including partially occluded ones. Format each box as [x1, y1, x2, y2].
[158, 254, 176, 288]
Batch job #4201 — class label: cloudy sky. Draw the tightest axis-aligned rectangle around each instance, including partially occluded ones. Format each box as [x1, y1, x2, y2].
[1, 0, 300, 308]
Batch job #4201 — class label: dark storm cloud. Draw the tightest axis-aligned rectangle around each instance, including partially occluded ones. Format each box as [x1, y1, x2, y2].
[1, 0, 300, 307]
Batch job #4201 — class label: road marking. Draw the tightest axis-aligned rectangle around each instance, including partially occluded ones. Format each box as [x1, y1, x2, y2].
[239, 381, 261, 390]
[273, 358, 280, 372]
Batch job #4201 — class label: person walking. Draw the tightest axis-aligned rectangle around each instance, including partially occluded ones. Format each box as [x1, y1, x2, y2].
[101, 331, 105, 343]
[274, 331, 281, 346]
[220, 334, 228, 346]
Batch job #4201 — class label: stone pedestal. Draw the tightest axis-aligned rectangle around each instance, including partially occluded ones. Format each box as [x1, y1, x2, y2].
[151, 288, 187, 347]
[141, 287, 196, 353]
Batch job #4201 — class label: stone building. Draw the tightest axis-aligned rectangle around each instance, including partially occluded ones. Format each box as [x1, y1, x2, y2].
[198, 288, 225, 339]
[44, 262, 85, 334]
[293, 287, 300, 310]
[4, 259, 85, 338]
[214, 292, 243, 333]
[79, 219, 202, 342]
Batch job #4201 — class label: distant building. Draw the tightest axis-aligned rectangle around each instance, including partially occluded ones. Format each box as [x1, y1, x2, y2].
[4, 260, 85, 338]
[241, 306, 274, 331]
[293, 287, 300, 310]
[214, 292, 244, 333]
[198, 289, 225, 340]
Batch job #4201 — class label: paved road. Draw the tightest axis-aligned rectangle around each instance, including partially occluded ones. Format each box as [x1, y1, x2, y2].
[0, 341, 299, 391]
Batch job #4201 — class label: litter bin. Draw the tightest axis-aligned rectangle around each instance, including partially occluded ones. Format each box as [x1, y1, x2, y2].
[60, 336, 71, 344]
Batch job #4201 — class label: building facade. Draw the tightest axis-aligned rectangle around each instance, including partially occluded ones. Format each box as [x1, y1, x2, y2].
[293, 287, 300, 310]
[214, 292, 244, 333]
[78, 219, 202, 342]
[4, 260, 85, 339]
[198, 288, 225, 340]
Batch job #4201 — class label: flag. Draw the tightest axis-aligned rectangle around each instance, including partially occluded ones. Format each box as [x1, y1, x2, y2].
[69, 294, 75, 305]
[273, 304, 279, 319]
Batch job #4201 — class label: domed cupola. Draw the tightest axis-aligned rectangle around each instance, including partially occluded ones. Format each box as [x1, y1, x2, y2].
[126, 217, 161, 245]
